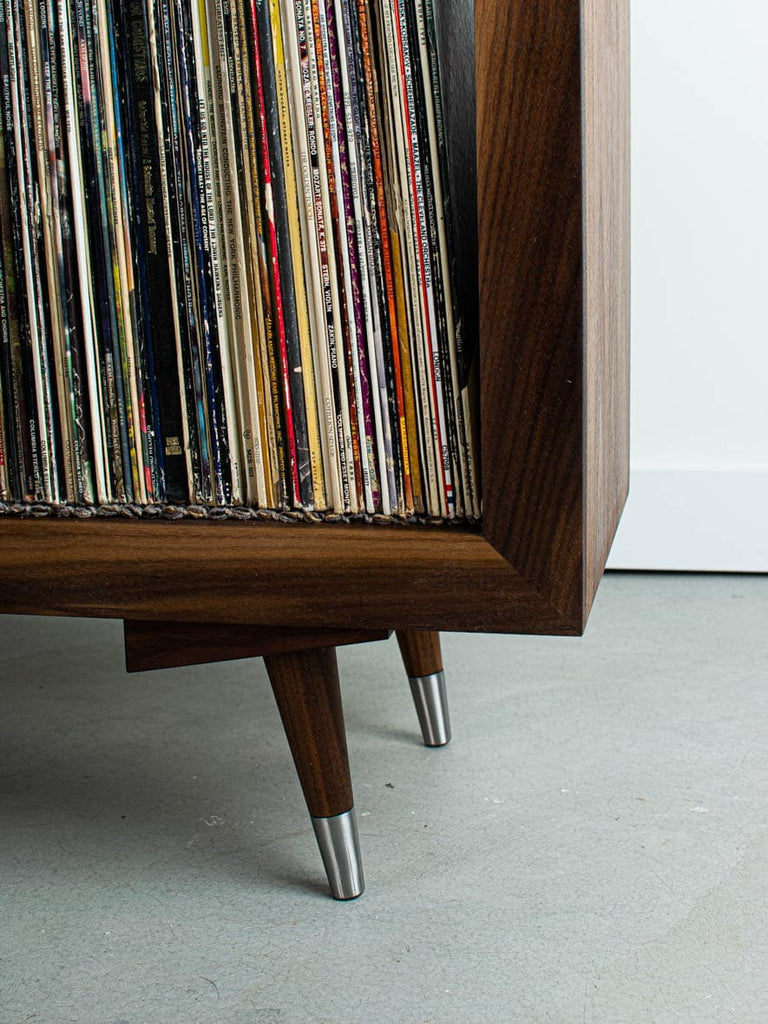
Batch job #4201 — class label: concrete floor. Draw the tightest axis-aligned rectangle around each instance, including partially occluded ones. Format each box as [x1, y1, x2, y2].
[1, 572, 766, 1023]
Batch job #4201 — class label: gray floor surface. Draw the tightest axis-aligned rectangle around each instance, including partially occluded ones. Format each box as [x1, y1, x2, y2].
[1, 572, 766, 1024]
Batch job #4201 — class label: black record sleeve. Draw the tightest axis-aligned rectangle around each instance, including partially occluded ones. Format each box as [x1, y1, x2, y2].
[121, 0, 189, 502]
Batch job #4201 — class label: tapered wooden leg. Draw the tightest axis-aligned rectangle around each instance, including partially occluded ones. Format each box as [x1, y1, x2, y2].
[396, 631, 451, 747]
[264, 646, 364, 900]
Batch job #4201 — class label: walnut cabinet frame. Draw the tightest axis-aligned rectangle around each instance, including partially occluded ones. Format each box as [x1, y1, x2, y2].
[0, 0, 630, 897]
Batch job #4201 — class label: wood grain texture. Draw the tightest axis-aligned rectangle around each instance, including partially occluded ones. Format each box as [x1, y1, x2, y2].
[264, 647, 353, 818]
[124, 620, 390, 673]
[582, 0, 631, 619]
[475, 0, 629, 625]
[476, 0, 584, 620]
[396, 631, 443, 678]
[0, 519, 581, 634]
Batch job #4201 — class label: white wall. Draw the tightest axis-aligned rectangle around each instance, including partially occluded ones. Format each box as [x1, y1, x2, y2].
[607, 0, 768, 571]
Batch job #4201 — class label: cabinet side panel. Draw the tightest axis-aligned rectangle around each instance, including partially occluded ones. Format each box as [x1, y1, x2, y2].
[582, 0, 631, 620]
[476, 0, 585, 622]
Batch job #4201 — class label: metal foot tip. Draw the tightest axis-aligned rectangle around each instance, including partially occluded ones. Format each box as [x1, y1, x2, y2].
[312, 809, 365, 900]
[410, 670, 451, 746]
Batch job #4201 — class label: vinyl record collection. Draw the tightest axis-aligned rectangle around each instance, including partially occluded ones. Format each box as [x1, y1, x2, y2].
[0, 0, 479, 518]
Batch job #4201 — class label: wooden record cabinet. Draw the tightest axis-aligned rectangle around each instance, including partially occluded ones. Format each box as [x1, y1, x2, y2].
[0, 0, 630, 898]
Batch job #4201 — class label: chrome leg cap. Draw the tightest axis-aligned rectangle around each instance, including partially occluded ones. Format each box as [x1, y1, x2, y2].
[409, 670, 451, 747]
[311, 809, 365, 900]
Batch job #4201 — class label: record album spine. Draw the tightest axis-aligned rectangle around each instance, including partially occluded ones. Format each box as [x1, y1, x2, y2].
[172, 0, 231, 504]
[207, 0, 269, 505]
[298, 0, 353, 510]
[392, 0, 454, 516]
[0, 89, 17, 498]
[323, 0, 382, 512]
[311, 0, 366, 512]
[421, 0, 479, 516]
[68, 0, 116, 501]
[255, 0, 314, 508]
[270, 0, 325, 508]
[49, 0, 98, 504]
[76, 0, 133, 500]
[190, 0, 242, 503]
[249, 0, 302, 508]
[416, 0, 478, 516]
[354, 0, 418, 513]
[0, 2, 37, 499]
[231, 0, 285, 506]
[96, 0, 150, 502]
[111, 0, 162, 502]
[282, 0, 342, 509]
[339, 0, 396, 513]
[404, 0, 462, 516]
[62, 5, 108, 502]
[11, 0, 60, 501]
[27, 0, 76, 501]
[374, 0, 439, 513]
[38, 0, 90, 502]
[122, 0, 189, 502]
[155, 0, 213, 502]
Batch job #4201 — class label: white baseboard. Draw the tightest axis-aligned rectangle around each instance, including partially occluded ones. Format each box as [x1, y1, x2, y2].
[606, 469, 768, 572]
